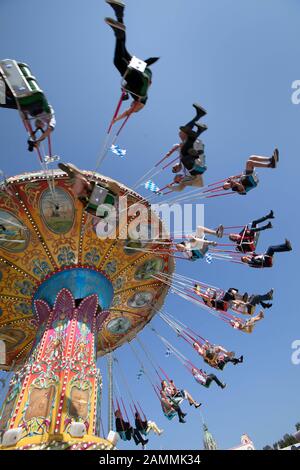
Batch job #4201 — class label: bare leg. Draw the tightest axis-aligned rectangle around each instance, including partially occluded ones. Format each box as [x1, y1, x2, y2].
[185, 175, 204, 188]
[170, 174, 204, 192]
[196, 226, 217, 237]
[246, 156, 272, 172]
[58, 163, 92, 198]
[146, 421, 163, 435]
[72, 175, 92, 198]
[248, 310, 264, 325]
[248, 155, 272, 163]
[184, 390, 200, 407]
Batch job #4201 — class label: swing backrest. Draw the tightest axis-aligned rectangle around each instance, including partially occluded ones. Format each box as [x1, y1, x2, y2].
[253, 231, 260, 246]
[243, 172, 259, 193]
[164, 411, 177, 420]
[238, 226, 260, 253]
[161, 395, 182, 420]
[85, 184, 116, 218]
[122, 57, 152, 100]
[0, 59, 49, 114]
[161, 402, 177, 420]
[191, 244, 208, 260]
[118, 430, 131, 441]
[191, 249, 203, 261]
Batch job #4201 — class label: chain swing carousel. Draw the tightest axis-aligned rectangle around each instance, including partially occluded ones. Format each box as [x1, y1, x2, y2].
[0, 3, 289, 450]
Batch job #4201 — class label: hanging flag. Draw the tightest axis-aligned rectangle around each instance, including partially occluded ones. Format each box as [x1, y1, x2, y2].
[137, 368, 145, 380]
[205, 253, 213, 264]
[144, 180, 160, 193]
[44, 155, 60, 164]
[110, 144, 127, 158]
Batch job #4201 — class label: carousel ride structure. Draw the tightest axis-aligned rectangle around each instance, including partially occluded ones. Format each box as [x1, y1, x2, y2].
[0, 169, 174, 450]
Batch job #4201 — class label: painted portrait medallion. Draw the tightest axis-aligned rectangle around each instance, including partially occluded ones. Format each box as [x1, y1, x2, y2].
[40, 188, 75, 234]
[0, 210, 29, 253]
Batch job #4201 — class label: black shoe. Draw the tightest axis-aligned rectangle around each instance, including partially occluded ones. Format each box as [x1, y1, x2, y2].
[269, 156, 277, 169]
[221, 383, 227, 389]
[193, 103, 207, 119]
[105, 17, 126, 37]
[195, 122, 208, 135]
[239, 355, 244, 363]
[267, 210, 274, 219]
[179, 417, 186, 423]
[181, 412, 187, 417]
[266, 222, 273, 229]
[273, 148, 279, 163]
[122, 92, 129, 101]
[142, 439, 149, 445]
[267, 288, 274, 300]
[105, 0, 125, 22]
[285, 239, 292, 251]
[27, 139, 35, 152]
[261, 302, 272, 309]
[194, 403, 202, 409]
[216, 225, 224, 238]
[242, 292, 249, 302]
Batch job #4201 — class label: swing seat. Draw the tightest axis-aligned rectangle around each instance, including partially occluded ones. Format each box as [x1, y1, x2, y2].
[118, 430, 131, 441]
[253, 231, 260, 247]
[121, 56, 152, 100]
[191, 154, 207, 175]
[0, 59, 50, 115]
[242, 171, 259, 193]
[163, 411, 177, 420]
[161, 397, 182, 420]
[190, 250, 203, 261]
[191, 162, 207, 175]
[191, 244, 209, 261]
[84, 184, 116, 218]
[239, 226, 260, 253]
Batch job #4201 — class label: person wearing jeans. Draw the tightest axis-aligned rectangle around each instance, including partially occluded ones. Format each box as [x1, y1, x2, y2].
[248, 289, 274, 310]
[115, 409, 148, 446]
[192, 368, 226, 389]
[229, 210, 274, 252]
[241, 239, 292, 268]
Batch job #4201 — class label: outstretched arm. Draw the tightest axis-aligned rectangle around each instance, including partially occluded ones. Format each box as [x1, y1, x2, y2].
[165, 143, 181, 158]
[35, 126, 53, 144]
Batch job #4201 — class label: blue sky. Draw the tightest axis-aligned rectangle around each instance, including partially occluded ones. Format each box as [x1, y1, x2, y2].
[0, 0, 300, 450]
